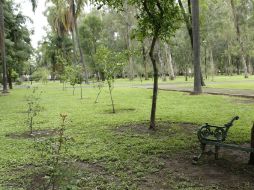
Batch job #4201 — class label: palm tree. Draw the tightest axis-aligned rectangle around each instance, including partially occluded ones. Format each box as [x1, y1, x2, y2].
[67, 0, 89, 83]
[0, 0, 36, 93]
[46, 0, 89, 83]
[192, 0, 202, 94]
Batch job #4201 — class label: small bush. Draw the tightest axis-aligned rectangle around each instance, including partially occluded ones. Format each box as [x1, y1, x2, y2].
[32, 68, 50, 83]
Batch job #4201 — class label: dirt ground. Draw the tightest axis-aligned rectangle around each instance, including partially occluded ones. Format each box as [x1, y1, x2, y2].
[116, 122, 254, 190]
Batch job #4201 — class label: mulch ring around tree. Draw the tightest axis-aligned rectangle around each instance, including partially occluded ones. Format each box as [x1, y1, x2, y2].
[5, 160, 118, 190]
[114, 121, 198, 136]
[5, 129, 58, 139]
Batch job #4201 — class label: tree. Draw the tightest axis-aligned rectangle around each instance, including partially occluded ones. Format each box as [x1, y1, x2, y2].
[178, 0, 205, 89]
[0, 0, 8, 93]
[95, 0, 180, 129]
[192, 0, 202, 94]
[95, 45, 126, 113]
[230, 0, 248, 78]
[0, 0, 36, 93]
[67, 0, 89, 83]
[79, 11, 103, 80]
[4, 4, 33, 89]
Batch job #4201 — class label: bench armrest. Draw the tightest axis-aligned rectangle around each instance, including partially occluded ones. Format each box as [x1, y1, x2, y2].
[224, 116, 239, 128]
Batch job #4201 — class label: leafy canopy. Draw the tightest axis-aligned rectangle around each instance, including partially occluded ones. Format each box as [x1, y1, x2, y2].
[94, 0, 181, 41]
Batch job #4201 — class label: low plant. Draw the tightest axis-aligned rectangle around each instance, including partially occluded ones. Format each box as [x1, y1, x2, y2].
[25, 87, 43, 134]
[34, 113, 74, 189]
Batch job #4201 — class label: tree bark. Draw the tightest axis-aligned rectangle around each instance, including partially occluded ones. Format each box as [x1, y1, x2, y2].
[127, 24, 134, 80]
[227, 50, 232, 76]
[0, 0, 8, 93]
[164, 43, 175, 80]
[71, 0, 88, 83]
[108, 82, 115, 114]
[142, 41, 149, 80]
[149, 35, 159, 130]
[210, 50, 215, 81]
[124, 1, 134, 80]
[192, 0, 202, 94]
[74, 21, 89, 84]
[249, 123, 254, 165]
[71, 30, 78, 65]
[158, 44, 166, 81]
[230, 0, 248, 78]
[179, 0, 204, 89]
[7, 69, 12, 89]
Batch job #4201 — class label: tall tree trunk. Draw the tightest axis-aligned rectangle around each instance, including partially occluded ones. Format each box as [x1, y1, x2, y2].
[0, 0, 8, 93]
[149, 35, 159, 130]
[227, 50, 232, 76]
[192, 0, 202, 94]
[179, 0, 204, 88]
[249, 123, 254, 165]
[124, 1, 134, 80]
[7, 68, 12, 89]
[126, 24, 134, 80]
[71, 30, 78, 65]
[204, 45, 207, 79]
[230, 0, 248, 78]
[158, 44, 166, 81]
[164, 43, 175, 80]
[142, 41, 149, 80]
[74, 21, 89, 84]
[247, 55, 253, 74]
[210, 50, 215, 81]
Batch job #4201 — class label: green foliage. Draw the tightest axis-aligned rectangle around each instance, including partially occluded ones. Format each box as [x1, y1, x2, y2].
[3, 0, 33, 80]
[1, 79, 254, 188]
[32, 68, 50, 83]
[34, 113, 74, 189]
[95, 46, 126, 80]
[95, 46, 126, 113]
[11, 69, 19, 81]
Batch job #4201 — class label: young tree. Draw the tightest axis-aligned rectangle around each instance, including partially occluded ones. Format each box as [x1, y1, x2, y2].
[95, 46, 125, 113]
[95, 0, 180, 129]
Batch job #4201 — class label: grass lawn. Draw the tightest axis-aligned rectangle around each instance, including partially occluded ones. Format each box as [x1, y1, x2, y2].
[115, 75, 254, 90]
[0, 80, 254, 189]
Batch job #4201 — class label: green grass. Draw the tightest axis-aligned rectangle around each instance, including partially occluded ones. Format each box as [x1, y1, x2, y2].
[115, 75, 254, 90]
[0, 80, 254, 189]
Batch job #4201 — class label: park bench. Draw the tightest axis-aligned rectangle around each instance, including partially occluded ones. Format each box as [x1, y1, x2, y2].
[193, 116, 254, 164]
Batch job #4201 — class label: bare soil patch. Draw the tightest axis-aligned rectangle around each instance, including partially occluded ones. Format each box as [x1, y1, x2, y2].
[103, 107, 136, 114]
[5, 160, 114, 190]
[115, 122, 254, 189]
[140, 146, 254, 189]
[5, 129, 58, 139]
[115, 121, 197, 136]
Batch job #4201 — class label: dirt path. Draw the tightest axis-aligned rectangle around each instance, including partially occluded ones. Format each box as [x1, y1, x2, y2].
[159, 86, 254, 99]
[134, 83, 254, 99]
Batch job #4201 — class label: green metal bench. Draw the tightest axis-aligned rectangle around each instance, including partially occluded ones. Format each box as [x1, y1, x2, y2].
[193, 116, 254, 164]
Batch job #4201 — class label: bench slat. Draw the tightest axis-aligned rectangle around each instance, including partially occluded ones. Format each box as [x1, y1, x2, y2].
[202, 140, 254, 152]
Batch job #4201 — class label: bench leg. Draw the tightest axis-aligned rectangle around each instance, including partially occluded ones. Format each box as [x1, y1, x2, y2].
[192, 143, 206, 164]
[215, 145, 220, 160]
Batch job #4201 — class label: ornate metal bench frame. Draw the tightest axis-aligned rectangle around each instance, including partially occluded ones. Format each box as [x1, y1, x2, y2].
[193, 116, 254, 164]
